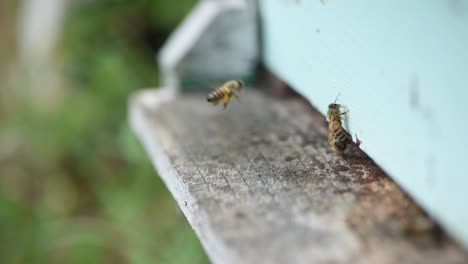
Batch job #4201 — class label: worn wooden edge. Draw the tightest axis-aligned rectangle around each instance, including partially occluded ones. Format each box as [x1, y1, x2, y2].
[129, 88, 468, 264]
[129, 88, 233, 263]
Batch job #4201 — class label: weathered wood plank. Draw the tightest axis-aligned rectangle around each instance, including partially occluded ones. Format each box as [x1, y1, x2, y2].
[260, 1, 468, 246]
[129, 88, 468, 264]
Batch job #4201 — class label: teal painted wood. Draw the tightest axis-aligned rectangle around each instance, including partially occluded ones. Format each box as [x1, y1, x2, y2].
[260, 0, 468, 248]
[158, 0, 258, 92]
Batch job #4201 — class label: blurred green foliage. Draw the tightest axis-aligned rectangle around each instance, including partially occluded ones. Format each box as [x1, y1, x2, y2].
[0, 0, 208, 263]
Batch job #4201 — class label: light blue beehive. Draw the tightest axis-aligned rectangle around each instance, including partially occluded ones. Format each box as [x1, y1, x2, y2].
[260, 0, 468, 248]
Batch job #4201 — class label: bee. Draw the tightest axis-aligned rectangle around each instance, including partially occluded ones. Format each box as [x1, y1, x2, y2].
[326, 93, 348, 124]
[207, 80, 244, 109]
[328, 122, 353, 155]
[327, 94, 352, 155]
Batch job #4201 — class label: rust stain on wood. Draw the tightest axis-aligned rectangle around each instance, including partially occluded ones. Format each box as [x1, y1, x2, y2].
[131, 89, 468, 264]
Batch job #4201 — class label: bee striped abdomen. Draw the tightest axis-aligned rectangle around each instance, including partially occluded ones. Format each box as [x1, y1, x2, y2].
[207, 89, 225, 102]
[338, 130, 352, 142]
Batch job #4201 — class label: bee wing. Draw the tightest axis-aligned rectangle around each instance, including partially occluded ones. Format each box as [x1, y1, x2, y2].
[344, 129, 353, 143]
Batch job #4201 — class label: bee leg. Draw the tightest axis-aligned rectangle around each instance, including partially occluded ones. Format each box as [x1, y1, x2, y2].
[332, 144, 345, 155]
[212, 100, 220, 106]
[341, 109, 349, 116]
[223, 94, 230, 110]
[329, 137, 344, 155]
[328, 133, 336, 149]
[234, 90, 241, 102]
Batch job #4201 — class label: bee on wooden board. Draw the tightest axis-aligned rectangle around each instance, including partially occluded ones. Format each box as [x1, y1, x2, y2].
[207, 80, 244, 109]
[328, 123, 353, 155]
[327, 93, 353, 155]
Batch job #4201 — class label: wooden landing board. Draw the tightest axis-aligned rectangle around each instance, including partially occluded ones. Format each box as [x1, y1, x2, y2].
[260, 1, 468, 246]
[129, 88, 467, 264]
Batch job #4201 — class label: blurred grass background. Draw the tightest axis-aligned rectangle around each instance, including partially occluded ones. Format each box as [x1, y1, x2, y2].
[0, 0, 209, 263]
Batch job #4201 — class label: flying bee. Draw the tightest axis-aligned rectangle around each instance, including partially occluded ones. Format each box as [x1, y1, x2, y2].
[207, 80, 244, 109]
[327, 93, 352, 155]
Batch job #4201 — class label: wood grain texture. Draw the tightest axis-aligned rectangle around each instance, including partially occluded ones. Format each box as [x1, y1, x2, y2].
[129, 88, 468, 264]
[260, 1, 468, 247]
